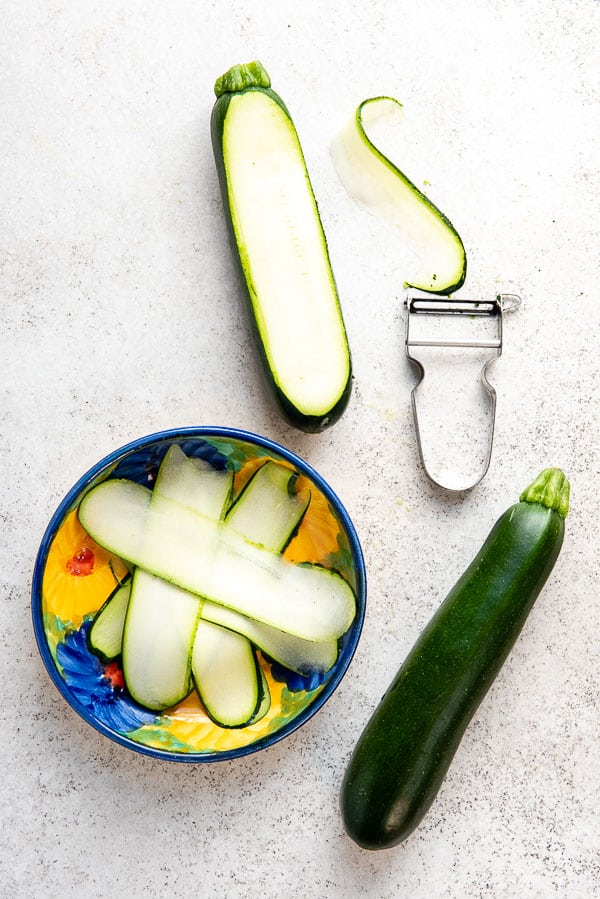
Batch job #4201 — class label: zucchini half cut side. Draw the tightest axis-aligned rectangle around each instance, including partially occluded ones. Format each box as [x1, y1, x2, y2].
[211, 61, 352, 432]
[331, 96, 466, 295]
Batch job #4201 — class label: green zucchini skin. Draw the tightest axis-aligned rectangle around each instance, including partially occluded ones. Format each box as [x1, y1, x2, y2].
[87, 577, 131, 663]
[341, 469, 570, 850]
[210, 63, 352, 433]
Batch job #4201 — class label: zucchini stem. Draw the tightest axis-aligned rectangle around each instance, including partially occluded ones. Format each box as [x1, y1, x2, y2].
[520, 468, 570, 518]
[214, 61, 271, 97]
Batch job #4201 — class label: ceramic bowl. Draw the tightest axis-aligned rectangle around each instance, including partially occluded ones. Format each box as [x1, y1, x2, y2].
[32, 427, 366, 762]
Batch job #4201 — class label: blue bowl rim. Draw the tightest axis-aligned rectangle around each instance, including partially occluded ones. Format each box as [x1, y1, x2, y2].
[31, 425, 367, 763]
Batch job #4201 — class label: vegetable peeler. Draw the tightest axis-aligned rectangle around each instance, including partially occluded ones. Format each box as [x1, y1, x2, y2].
[404, 292, 521, 492]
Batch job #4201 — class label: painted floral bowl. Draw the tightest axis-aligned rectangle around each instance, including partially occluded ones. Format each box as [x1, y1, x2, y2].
[32, 427, 366, 762]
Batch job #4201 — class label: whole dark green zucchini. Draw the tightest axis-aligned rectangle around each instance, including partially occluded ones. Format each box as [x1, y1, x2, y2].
[211, 61, 352, 433]
[341, 468, 570, 850]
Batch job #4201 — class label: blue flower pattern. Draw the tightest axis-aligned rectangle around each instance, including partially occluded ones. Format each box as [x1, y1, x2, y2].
[110, 438, 232, 488]
[57, 622, 156, 733]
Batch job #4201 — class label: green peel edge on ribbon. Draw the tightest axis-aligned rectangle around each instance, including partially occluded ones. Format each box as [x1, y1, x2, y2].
[331, 96, 467, 295]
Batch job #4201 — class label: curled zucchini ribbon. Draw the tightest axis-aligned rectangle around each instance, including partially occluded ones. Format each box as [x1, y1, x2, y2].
[331, 97, 467, 295]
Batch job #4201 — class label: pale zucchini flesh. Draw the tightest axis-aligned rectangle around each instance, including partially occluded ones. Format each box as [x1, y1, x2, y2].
[331, 96, 466, 295]
[192, 619, 262, 727]
[87, 581, 131, 661]
[200, 600, 339, 675]
[87, 580, 339, 678]
[225, 461, 309, 549]
[82, 451, 347, 721]
[122, 569, 199, 710]
[121, 447, 235, 712]
[154, 444, 233, 519]
[85, 457, 341, 685]
[202, 458, 334, 675]
[189, 457, 309, 727]
[79, 479, 355, 642]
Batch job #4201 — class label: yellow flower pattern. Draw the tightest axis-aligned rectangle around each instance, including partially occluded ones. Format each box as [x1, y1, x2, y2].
[43, 509, 129, 628]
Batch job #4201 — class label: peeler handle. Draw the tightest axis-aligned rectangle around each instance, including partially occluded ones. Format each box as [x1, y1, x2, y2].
[404, 293, 519, 492]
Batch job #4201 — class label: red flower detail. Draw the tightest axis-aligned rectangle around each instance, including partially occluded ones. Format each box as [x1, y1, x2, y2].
[104, 662, 125, 690]
[66, 546, 95, 577]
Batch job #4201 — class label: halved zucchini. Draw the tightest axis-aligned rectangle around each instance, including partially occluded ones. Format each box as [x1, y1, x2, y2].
[212, 61, 352, 432]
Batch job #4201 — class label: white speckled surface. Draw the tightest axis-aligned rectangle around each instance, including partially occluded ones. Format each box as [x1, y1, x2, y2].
[1, 1, 599, 896]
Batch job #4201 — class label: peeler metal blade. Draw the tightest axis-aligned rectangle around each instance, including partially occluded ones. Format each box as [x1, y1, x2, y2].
[404, 292, 520, 492]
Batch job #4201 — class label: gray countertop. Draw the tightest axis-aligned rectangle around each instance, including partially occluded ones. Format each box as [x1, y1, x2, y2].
[1, 1, 598, 896]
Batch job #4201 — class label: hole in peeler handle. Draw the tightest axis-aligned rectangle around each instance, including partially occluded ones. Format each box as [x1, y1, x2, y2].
[407, 346, 498, 492]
